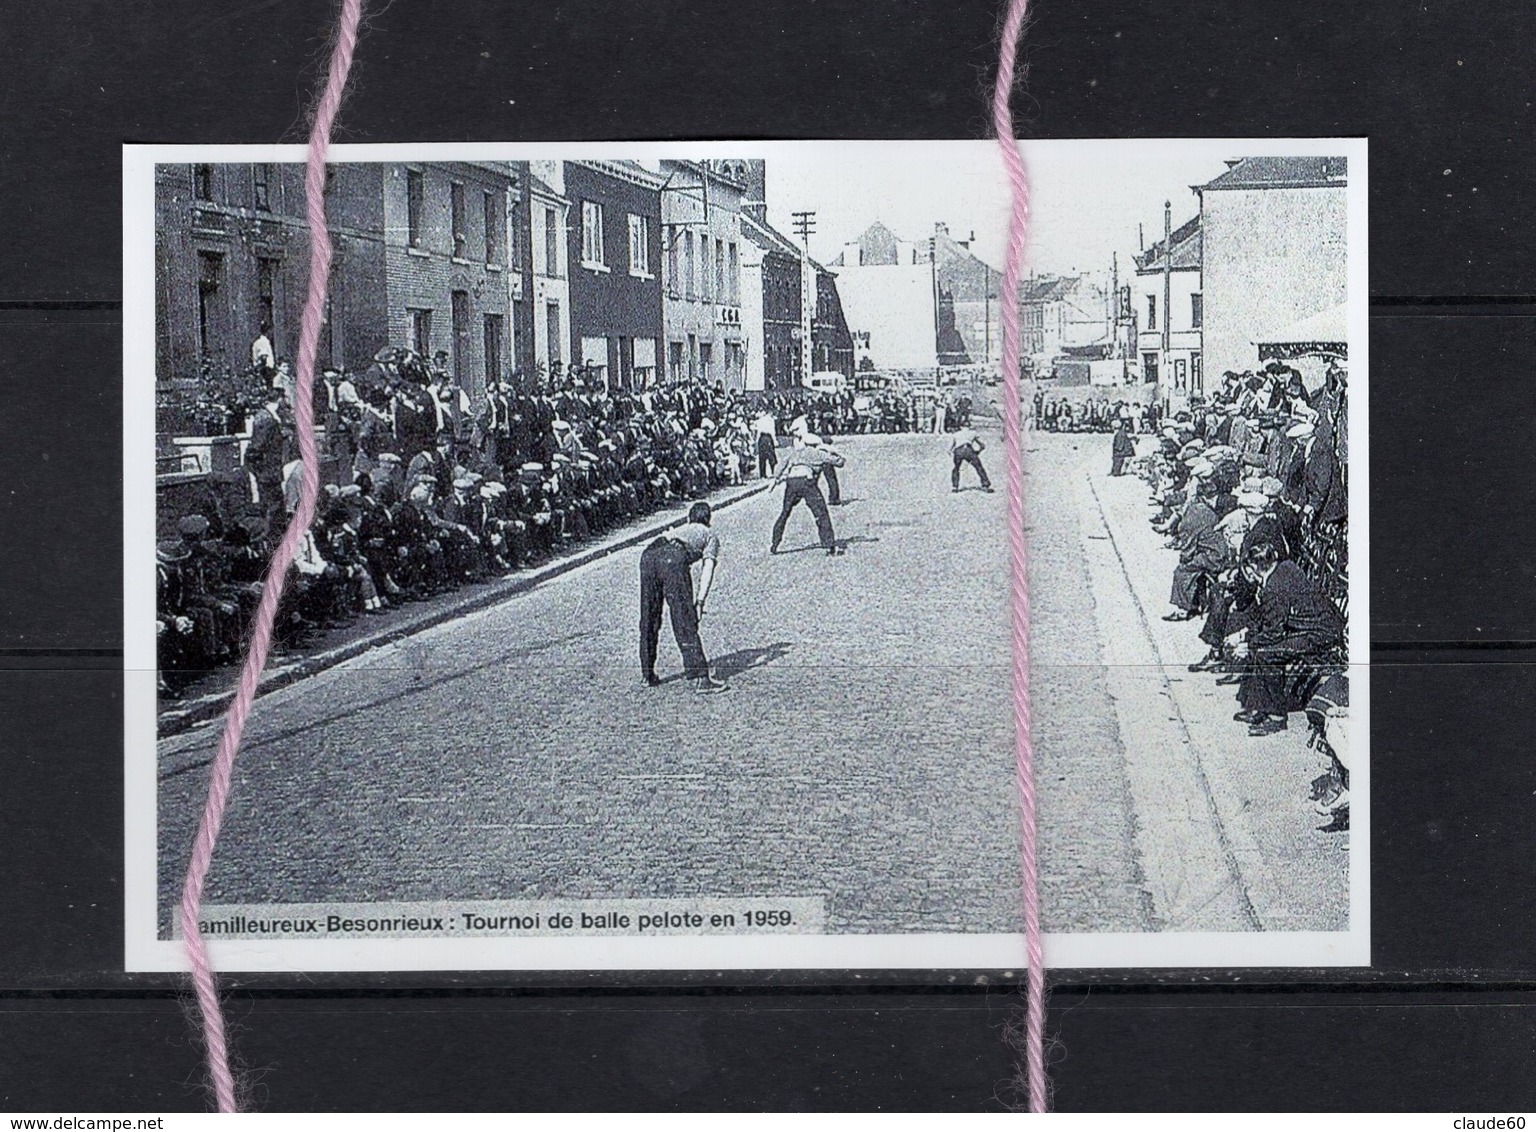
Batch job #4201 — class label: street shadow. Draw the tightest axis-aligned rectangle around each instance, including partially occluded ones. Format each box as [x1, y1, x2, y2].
[838, 535, 881, 550]
[827, 496, 864, 507]
[952, 484, 998, 494]
[775, 534, 882, 555]
[711, 641, 796, 679]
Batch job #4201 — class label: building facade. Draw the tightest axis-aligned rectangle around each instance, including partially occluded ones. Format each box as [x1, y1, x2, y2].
[1133, 209, 1204, 404]
[1196, 156, 1348, 381]
[741, 213, 802, 391]
[1018, 274, 1112, 367]
[154, 161, 392, 385]
[525, 160, 572, 383]
[660, 160, 745, 388]
[740, 212, 853, 390]
[505, 161, 535, 380]
[812, 268, 856, 378]
[381, 162, 514, 406]
[564, 160, 665, 390]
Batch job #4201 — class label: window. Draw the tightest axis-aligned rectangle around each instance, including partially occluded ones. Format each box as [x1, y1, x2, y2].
[727, 242, 739, 303]
[196, 252, 224, 357]
[545, 302, 562, 365]
[253, 164, 272, 211]
[633, 338, 657, 390]
[669, 341, 685, 382]
[666, 226, 680, 291]
[1146, 294, 1157, 331]
[627, 214, 649, 275]
[193, 164, 214, 202]
[450, 183, 467, 258]
[684, 231, 695, 298]
[543, 207, 560, 276]
[451, 291, 471, 383]
[484, 190, 500, 264]
[715, 239, 725, 302]
[406, 170, 425, 248]
[409, 308, 433, 358]
[484, 313, 504, 385]
[1191, 350, 1203, 395]
[700, 238, 712, 301]
[1142, 351, 1159, 386]
[256, 258, 279, 347]
[581, 201, 605, 267]
[699, 342, 713, 381]
[1190, 292, 1203, 329]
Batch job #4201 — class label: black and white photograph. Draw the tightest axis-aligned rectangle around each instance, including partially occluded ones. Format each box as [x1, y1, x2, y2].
[124, 139, 1368, 971]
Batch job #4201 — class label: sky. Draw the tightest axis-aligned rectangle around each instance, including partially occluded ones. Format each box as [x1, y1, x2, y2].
[760, 140, 1247, 281]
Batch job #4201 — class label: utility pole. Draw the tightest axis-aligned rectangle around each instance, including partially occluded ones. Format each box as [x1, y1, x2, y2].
[791, 210, 816, 386]
[984, 260, 992, 367]
[1109, 252, 1118, 353]
[929, 235, 940, 372]
[1162, 200, 1173, 397]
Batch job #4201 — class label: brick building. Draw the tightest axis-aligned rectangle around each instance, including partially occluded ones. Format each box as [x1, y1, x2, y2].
[155, 161, 520, 409]
[564, 160, 665, 390]
[740, 212, 854, 391]
[381, 161, 515, 404]
[154, 161, 389, 385]
[506, 161, 536, 380]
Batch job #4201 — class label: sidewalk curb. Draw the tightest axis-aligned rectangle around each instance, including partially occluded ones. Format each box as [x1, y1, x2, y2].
[158, 480, 774, 739]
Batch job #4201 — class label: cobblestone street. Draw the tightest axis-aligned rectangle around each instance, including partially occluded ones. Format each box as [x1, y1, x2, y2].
[158, 427, 1345, 939]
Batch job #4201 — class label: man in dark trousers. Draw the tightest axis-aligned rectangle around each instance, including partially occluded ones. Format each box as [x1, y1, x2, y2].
[640, 501, 728, 693]
[949, 424, 993, 492]
[1231, 542, 1345, 736]
[244, 389, 289, 514]
[771, 433, 845, 556]
[1110, 419, 1136, 476]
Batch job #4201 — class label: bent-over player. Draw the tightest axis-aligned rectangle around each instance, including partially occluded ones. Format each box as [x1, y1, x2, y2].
[639, 501, 729, 693]
[950, 424, 994, 493]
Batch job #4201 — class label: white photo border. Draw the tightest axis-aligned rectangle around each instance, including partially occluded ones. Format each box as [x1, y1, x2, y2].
[123, 138, 1370, 973]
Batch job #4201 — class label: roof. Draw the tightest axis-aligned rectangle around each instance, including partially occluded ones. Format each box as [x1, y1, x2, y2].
[740, 213, 833, 273]
[1196, 156, 1348, 193]
[1019, 276, 1080, 305]
[1134, 214, 1201, 273]
[568, 159, 668, 191]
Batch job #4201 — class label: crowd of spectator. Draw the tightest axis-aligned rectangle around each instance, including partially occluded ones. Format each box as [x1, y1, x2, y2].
[1132, 361, 1350, 831]
[155, 351, 930, 697]
[1035, 393, 1161, 434]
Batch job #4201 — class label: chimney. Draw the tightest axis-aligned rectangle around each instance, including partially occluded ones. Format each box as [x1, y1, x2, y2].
[738, 159, 768, 224]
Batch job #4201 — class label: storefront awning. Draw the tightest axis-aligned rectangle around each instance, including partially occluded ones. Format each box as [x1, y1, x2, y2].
[1255, 304, 1349, 361]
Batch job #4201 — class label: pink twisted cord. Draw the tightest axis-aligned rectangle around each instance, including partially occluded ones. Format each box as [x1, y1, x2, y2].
[177, 0, 365, 1111]
[992, 0, 1047, 1113]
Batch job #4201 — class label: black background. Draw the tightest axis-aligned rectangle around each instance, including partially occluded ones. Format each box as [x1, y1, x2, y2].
[2, 0, 1534, 1112]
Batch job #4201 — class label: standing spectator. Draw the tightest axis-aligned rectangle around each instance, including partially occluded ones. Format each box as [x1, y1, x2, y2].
[244, 389, 288, 512]
[1111, 419, 1135, 476]
[250, 325, 275, 378]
